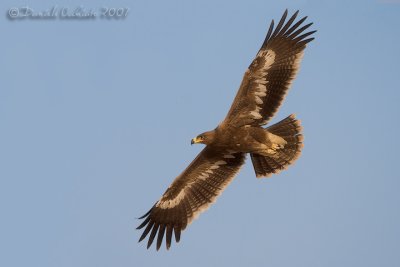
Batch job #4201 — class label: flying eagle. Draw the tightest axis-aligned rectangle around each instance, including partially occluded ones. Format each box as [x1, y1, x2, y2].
[137, 10, 315, 250]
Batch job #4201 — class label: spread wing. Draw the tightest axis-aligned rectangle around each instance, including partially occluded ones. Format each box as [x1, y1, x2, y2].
[222, 10, 316, 127]
[137, 147, 245, 250]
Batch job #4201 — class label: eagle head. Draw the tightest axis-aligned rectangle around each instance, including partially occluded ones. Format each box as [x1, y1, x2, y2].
[191, 130, 216, 145]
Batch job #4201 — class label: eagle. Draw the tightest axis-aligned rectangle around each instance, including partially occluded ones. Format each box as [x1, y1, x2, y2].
[137, 10, 315, 250]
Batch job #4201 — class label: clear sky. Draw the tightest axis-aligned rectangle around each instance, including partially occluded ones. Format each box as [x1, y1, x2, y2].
[1, 0, 399, 266]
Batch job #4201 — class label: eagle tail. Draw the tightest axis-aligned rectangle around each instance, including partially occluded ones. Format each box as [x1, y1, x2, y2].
[250, 114, 303, 178]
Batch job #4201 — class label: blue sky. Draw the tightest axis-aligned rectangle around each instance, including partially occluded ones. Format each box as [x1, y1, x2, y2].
[1, 0, 399, 266]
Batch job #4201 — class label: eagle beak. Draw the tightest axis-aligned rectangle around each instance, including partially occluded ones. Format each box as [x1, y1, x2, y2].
[191, 137, 200, 145]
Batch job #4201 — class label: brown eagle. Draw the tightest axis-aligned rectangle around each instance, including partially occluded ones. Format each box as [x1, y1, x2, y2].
[137, 10, 315, 250]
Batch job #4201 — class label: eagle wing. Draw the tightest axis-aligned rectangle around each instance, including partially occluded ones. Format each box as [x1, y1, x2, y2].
[222, 10, 316, 127]
[137, 147, 245, 250]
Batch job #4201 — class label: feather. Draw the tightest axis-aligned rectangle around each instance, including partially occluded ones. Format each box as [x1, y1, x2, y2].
[174, 225, 181, 243]
[136, 215, 150, 230]
[285, 16, 307, 36]
[138, 220, 154, 242]
[166, 225, 173, 250]
[289, 22, 313, 39]
[263, 19, 274, 45]
[147, 223, 159, 249]
[271, 9, 288, 38]
[280, 10, 299, 35]
[156, 224, 166, 251]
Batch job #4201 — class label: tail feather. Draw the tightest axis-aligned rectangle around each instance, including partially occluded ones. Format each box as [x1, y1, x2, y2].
[251, 155, 274, 176]
[251, 114, 303, 178]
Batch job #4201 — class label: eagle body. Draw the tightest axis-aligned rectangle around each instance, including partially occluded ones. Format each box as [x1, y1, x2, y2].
[201, 125, 286, 156]
[137, 10, 315, 250]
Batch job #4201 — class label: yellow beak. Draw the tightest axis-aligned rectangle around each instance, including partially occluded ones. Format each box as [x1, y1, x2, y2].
[191, 137, 201, 145]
